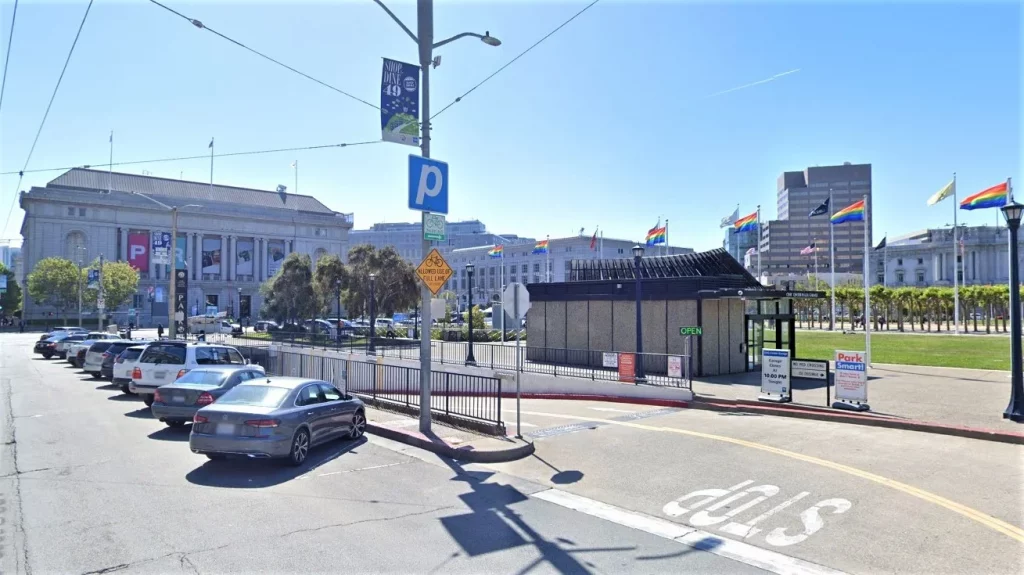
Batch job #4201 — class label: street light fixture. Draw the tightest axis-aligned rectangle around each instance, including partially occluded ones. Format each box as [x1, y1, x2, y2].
[1001, 201, 1024, 422]
[131, 191, 200, 339]
[632, 244, 646, 384]
[368, 273, 377, 356]
[465, 263, 477, 366]
[373, 0, 500, 433]
[236, 287, 242, 325]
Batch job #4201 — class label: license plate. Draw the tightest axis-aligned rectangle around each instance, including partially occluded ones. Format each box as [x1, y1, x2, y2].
[154, 371, 165, 379]
[172, 396, 185, 403]
[215, 423, 235, 435]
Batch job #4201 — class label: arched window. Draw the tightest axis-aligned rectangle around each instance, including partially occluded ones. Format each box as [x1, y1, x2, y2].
[65, 231, 87, 263]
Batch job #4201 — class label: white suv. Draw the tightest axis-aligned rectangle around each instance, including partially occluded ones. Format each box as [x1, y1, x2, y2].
[130, 341, 249, 406]
[113, 345, 148, 395]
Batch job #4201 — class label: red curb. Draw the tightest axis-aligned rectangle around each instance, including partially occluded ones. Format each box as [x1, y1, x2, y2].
[366, 423, 535, 463]
[691, 399, 1024, 445]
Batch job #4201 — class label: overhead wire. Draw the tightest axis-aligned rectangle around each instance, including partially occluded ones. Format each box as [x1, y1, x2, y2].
[0, 0, 19, 115]
[430, 0, 600, 121]
[2, 0, 94, 237]
[147, 0, 380, 111]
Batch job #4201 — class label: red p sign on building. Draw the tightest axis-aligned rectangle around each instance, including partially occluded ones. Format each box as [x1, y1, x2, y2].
[128, 232, 149, 271]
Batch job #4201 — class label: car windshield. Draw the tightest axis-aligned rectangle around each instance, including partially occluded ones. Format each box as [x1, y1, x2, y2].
[194, 347, 245, 365]
[217, 385, 290, 408]
[120, 348, 143, 361]
[139, 344, 187, 365]
[90, 342, 114, 352]
[175, 370, 228, 386]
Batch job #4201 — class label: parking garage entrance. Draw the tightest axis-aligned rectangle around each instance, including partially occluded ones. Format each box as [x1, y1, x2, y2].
[744, 293, 820, 371]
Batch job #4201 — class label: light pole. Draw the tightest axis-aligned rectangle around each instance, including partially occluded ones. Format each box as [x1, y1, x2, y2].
[131, 191, 200, 339]
[1000, 201, 1024, 422]
[368, 273, 377, 356]
[75, 245, 86, 327]
[373, 0, 500, 432]
[465, 263, 477, 366]
[236, 287, 242, 323]
[335, 278, 342, 344]
[633, 244, 646, 384]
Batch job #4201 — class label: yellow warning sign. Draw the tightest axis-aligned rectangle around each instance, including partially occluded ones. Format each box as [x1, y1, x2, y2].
[416, 248, 453, 295]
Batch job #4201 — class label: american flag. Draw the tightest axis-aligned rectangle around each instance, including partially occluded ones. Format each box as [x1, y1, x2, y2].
[745, 247, 756, 256]
[800, 242, 816, 256]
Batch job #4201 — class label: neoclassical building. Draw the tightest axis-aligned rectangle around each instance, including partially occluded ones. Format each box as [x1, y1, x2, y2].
[18, 169, 352, 324]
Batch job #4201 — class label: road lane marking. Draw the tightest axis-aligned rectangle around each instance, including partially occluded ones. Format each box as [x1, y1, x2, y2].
[588, 407, 635, 413]
[514, 408, 1024, 544]
[533, 488, 847, 575]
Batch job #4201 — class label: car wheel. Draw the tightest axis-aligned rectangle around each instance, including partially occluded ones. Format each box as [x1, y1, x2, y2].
[349, 411, 366, 440]
[42, 353, 52, 359]
[120, 384, 132, 395]
[165, 420, 186, 428]
[288, 428, 310, 467]
[143, 396, 154, 407]
[205, 454, 226, 461]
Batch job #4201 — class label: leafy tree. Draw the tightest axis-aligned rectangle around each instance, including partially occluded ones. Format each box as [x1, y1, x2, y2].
[27, 257, 80, 321]
[260, 252, 317, 323]
[869, 285, 889, 330]
[312, 254, 348, 316]
[343, 244, 419, 319]
[81, 260, 139, 312]
[0, 263, 22, 316]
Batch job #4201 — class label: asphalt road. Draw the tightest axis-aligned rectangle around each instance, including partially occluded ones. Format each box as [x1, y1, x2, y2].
[0, 333, 772, 574]
[3, 332, 1022, 574]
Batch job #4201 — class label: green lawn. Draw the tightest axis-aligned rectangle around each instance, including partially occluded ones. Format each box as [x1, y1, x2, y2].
[764, 330, 1015, 370]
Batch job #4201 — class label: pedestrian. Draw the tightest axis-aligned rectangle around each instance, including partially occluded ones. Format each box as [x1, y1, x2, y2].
[157, 324, 164, 339]
[19, 319, 24, 333]
[198, 330, 206, 342]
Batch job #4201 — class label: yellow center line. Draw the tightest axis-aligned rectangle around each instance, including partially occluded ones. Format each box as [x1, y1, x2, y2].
[518, 409, 1024, 543]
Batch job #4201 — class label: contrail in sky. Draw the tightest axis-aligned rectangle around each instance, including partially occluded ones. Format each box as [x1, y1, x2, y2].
[700, 68, 801, 99]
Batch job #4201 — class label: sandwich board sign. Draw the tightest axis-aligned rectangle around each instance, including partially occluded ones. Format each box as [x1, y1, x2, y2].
[759, 348, 792, 403]
[833, 350, 870, 411]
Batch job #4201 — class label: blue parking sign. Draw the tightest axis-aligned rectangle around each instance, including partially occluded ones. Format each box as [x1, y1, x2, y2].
[408, 155, 448, 214]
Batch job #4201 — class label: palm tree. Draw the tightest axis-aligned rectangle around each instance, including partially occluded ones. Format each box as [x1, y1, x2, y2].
[960, 285, 977, 333]
[996, 284, 1010, 333]
[937, 287, 954, 332]
[922, 287, 942, 331]
[870, 285, 889, 330]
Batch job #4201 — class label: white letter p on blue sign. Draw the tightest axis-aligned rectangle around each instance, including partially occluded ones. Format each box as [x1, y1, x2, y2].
[408, 155, 448, 214]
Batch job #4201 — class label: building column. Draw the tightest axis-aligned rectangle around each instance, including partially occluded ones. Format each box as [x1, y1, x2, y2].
[229, 236, 237, 282]
[194, 233, 202, 281]
[119, 228, 128, 261]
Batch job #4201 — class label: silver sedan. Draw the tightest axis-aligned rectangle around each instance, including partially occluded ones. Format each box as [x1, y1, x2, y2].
[188, 376, 366, 466]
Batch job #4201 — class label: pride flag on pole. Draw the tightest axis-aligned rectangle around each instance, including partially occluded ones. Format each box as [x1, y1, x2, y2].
[532, 240, 549, 254]
[734, 211, 757, 232]
[959, 182, 1009, 210]
[830, 200, 865, 224]
[645, 225, 667, 246]
[488, 245, 504, 258]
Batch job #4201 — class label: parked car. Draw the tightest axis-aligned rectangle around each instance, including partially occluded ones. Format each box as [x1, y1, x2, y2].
[83, 340, 136, 378]
[303, 319, 336, 338]
[188, 376, 365, 465]
[53, 333, 88, 359]
[253, 320, 278, 332]
[99, 340, 147, 381]
[38, 326, 86, 341]
[112, 345, 148, 395]
[67, 334, 122, 367]
[151, 365, 267, 428]
[131, 341, 249, 407]
[33, 335, 66, 359]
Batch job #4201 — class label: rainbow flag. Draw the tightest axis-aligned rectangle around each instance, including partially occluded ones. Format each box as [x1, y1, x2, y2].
[488, 245, 503, 258]
[734, 211, 757, 232]
[959, 182, 1008, 211]
[645, 226, 667, 246]
[532, 240, 549, 254]
[830, 200, 865, 224]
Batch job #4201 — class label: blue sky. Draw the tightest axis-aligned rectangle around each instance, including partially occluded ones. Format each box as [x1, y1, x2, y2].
[0, 1, 1020, 251]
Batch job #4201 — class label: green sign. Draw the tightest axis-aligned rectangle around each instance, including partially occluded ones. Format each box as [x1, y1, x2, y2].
[423, 212, 447, 242]
[679, 326, 703, 336]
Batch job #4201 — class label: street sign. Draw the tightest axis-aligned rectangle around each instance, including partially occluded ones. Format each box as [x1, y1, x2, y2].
[834, 350, 869, 410]
[423, 212, 446, 241]
[759, 349, 791, 403]
[792, 359, 828, 380]
[415, 248, 453, 295]
[97, 296, 105, 311]
[408, 155, 448, 214]
[679, 326, 703, 336]
[617, 353, 635, 383]
[502, 282, 531, 320]
[174, 269, 188, 337]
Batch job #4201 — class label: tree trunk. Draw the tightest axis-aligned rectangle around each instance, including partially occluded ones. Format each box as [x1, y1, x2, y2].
[945, 309, 950, 332]
[986, 302, 992, 334]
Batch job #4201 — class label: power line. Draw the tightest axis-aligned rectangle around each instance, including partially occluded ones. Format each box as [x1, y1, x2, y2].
[0, 0, 19, 115]
[1, 139, 382, 176]
[3, 0, 93, 238]
[147, 0, 380, 111]
[431, 0, 600, 121]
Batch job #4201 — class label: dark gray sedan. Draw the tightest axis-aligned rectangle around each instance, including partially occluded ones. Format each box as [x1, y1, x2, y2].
[151, 365, 267, 428]
[188, 377, 365, 466]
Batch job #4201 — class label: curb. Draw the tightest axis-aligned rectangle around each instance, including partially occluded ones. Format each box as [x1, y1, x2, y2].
[690, 399, 1024, 445]
[367, 423, 536, 463]
[508, 393, 689, 409]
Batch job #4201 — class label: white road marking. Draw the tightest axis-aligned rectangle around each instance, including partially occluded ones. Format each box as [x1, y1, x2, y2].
[301, 462, 407, 480]
[722, 492, 810, 538]
[588, 407, 636, 413]
[534, 489, 847, 575]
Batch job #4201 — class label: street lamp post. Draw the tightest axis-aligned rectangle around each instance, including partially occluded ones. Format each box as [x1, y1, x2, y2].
[1000, 201, 1024, 422]
[368, 273, 377, 356]
[373, 0, 499, 433]
[465, 263, 477, 366]
[131, 191, 199, 339]
[335, 278, 342, 344]
[236, 286, 242, 324]
[75, 246, 86, 327]
[632, 244, 646, 384]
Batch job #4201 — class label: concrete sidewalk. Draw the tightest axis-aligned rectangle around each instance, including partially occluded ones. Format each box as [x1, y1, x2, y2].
[693, 362, 1023, 434]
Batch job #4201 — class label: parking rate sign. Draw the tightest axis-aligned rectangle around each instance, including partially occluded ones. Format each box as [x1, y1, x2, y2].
[408, 155, 448, 214]
[761, 349, 791, 396]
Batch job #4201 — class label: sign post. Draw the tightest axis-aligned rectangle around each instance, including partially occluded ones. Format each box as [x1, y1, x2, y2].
[759, 348, 792, 403]
[833, 350, 870, 411]
[502, 282, 531, 439]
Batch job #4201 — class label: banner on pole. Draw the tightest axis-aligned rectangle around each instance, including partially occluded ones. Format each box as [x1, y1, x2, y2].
[87, 269, 100, 290]
[380, 58, 421, 146]
[151, 231, 171, 265]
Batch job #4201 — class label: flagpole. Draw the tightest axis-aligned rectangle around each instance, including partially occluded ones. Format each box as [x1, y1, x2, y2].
[209, 137, 214, 194]
[664, 219, 668, 257]
[545, 235, 550, 282]
[864, 193, 872, 365]
[500, 247, 505, 338]
[883, 233, 887, 288]
[756, 205, 761, 283]
[599, 230, 604, 260]
[108, 131, 113, 194]
[830, 187, 836, 331]
[953, 172, 959, 334]
[294, 160, 299, 195]
[814, 241, 819, 291]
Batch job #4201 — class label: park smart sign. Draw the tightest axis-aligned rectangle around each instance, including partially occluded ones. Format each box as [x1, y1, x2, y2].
[416, 248, 453, 296]
[679, 326, 703, 336]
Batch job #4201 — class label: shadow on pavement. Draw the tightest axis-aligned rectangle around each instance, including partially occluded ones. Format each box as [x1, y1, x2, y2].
[184, 436, 367, 489]
[95, 383, 120, 391]
[429, 430, 634, 572]
[148, 425, 191, 442]
[530, 454, 583, 485]
[107, 394, 141, 402]
[123, 407, 152, 419]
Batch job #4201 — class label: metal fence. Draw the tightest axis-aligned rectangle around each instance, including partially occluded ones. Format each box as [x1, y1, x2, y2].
[253, 348, 504, 435]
